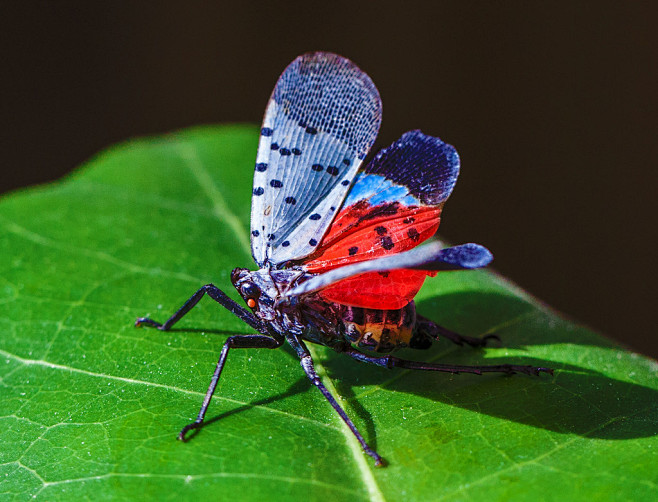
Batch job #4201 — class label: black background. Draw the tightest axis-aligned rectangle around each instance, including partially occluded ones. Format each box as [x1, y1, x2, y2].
[2, 2, 656, 357]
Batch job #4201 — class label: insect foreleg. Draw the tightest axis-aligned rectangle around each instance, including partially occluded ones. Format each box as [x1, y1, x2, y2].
[135, 284, 265, 333]
[343, 347, 553, 376]
[286, 333, 384, 467]
[179, 334, 283, 441]
[416, 314, 500, 348]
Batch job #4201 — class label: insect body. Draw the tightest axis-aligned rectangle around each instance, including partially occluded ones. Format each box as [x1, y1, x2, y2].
[136, 52, 552, 466]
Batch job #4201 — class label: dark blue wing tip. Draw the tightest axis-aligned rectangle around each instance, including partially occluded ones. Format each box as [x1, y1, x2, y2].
[367, 129, 461, 205]
[402, 130, 459, 165]
[438, 243, 493, 269]
[408, 130, 461, 193]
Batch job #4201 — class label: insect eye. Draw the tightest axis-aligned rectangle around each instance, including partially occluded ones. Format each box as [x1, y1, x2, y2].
[241, 282, 261, 299]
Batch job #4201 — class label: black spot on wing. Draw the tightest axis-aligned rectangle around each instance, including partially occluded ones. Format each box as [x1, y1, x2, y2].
[348, 246, 358, 256]
[381, 236, 395, 250]
[253, 187, 264, 196]
[270, 180, 283, 188]
[407, 228, 420, 241]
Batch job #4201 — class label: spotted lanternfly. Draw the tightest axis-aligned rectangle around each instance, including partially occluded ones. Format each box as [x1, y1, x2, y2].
[136, 52, 552, 466]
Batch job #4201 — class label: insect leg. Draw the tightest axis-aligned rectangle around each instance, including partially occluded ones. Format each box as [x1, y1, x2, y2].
[416, 314, 500, 348]
[135, 284, 265, 333]
[343, 347, 553, 376]
[286, 333, 384, 467]
[179, 334, 283, 440]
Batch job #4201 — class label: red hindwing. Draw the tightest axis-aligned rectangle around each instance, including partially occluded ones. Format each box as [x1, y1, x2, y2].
[303, 201, 441, 309]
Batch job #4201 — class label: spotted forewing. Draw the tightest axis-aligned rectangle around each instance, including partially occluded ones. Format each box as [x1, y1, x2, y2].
[250, 53, 382, 267]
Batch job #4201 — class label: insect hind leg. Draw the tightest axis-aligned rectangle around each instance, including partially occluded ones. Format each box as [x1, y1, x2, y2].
[344, 347, 553, 377]
[416, 315, 500, 348]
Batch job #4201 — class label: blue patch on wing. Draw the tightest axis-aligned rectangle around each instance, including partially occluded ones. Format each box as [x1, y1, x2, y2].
[340, 130, 460, 214]
[344, 173, 420, 207]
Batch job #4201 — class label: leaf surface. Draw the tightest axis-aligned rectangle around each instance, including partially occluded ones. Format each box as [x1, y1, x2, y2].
[1, 126, 656, 501]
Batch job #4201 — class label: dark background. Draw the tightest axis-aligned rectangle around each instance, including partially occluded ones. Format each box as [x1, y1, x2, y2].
[2, 2, 656, 357]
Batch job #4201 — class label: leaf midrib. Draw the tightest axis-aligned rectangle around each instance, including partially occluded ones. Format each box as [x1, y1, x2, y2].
[175, 137, 252, 258]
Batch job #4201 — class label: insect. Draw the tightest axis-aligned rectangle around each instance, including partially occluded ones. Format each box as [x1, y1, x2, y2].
[136, 52, 552, 466]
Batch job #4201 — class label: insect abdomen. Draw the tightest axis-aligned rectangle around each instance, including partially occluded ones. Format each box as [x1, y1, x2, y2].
[340, 302, 418, 353]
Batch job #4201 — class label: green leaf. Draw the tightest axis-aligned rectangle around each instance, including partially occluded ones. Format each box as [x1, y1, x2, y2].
[1, 125, 656, 501]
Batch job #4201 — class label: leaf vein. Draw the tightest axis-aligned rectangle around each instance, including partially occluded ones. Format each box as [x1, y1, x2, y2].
[37, 471, 366, 498]
[0, 216, 201, 284]
[0, 348, 337, 430]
